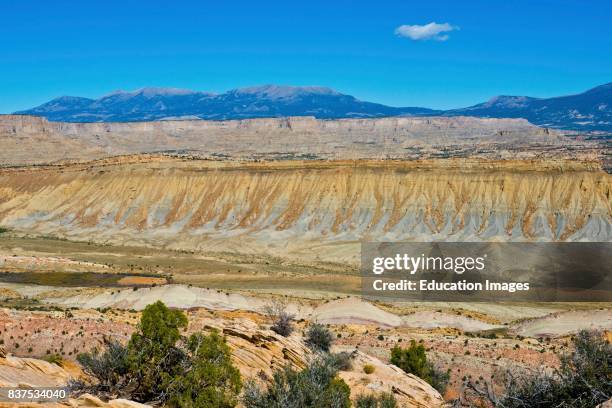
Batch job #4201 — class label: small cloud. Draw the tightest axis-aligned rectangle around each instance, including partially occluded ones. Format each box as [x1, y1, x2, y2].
[394, 22, 458, 41]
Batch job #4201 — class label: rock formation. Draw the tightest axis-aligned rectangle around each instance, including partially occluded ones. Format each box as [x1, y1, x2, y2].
[0, 159, 609, 264]
[0, 313, 446, 408]
[0, 114, 596, 166]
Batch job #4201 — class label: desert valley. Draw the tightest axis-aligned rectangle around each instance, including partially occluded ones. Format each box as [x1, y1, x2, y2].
[0, 111, 610, 407]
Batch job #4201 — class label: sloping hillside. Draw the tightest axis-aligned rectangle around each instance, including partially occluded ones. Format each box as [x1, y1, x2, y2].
[0, 159, 609, 262]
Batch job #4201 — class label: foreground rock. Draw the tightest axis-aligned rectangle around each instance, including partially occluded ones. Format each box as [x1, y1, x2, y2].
[0, 346, 72, 388]
[189, 311, 445, 406]
[597, 399, 612, 408]
[3, 394, 151, 408]
[67, 394, 150, 408]
[338, 349, 445, 408]
[0, 312, 445, 407]
[0, 346, 148, 407]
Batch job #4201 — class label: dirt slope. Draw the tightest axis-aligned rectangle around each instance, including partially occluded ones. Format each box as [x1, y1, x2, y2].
[0, 159, 609, 263]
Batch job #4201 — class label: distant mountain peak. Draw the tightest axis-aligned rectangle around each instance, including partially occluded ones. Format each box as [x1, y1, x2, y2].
[582, 82, 612, 96]
[444, 82, 612, 131]
[590, 82, 612, 89]
[50, 95, 94, 102]
[32, 95, 96, 113]
[482, 95, 537, 109]
[15, 84, 437, 122]
[103, 87, 205, 98]
[13, 82, 612, 131]
[232, 84, 342, 99]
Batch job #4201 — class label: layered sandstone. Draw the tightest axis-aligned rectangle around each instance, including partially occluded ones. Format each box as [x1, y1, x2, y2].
[0, 312, 445, 408]
[0, 114, 596, 166]
[0, 159, 609, 262]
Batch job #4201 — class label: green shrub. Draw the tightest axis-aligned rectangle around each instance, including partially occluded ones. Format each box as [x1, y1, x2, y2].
[263, 300, 294, 337]
[75, 301, 242, 407]
[77, 341, 129, 390]
[326, 351, 353, 371]
[376, 392, 398, 408]
[355, 394, 377, 408]
[169, 330, 242, 408]
[305, 323, 333, 352]
[43, 353, 63, 365]
[242, 356, 350, 408]
[127, 301, 188, 401]
[494, 330, 611, 408]
[355, 392, 397, 408]
[390, 340, 449, 394]
[363, 364, 375, 374]
[429, 364, 451, 395]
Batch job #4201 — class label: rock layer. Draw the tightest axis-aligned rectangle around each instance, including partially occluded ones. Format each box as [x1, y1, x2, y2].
[0, 114, 593, 166]
[0, 159, 610, 262]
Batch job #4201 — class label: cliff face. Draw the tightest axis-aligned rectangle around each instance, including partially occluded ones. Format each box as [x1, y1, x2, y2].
[0, 159, 609, 262]
[0, 115, 108, 165]
[0, 114, 587, 166]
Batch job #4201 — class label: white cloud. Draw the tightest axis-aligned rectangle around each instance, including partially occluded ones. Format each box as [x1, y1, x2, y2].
[394, 22, 458, 41]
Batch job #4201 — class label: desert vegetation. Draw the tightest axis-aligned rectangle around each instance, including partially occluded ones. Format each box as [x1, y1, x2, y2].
[0, 271, 163, 287]
[242, 354, 352, 408]
[70, 300, 413, 407]
[390, 340, 450, 394]
[3, 291, 610, 407]
[354, 392, 397, 408]
[263, 300, 295, 337]
[305, 323, 334, 352]
[458, 330, 611, 407]
[73, 300, 347, 407]
[74, 301, 241, 407]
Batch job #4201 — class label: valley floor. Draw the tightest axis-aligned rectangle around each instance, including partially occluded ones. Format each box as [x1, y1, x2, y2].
[0, 235, 610, 407]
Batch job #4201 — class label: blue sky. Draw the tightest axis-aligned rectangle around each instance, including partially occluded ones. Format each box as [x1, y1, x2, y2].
[1, 0, 611, 112]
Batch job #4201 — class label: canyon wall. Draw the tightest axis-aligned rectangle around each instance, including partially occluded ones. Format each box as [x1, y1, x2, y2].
[0, 159, 609, 262]
[0, 114, 588, 166]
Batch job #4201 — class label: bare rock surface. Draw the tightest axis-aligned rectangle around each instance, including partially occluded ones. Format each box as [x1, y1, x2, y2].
[2, 394, 152, 408]
[65, 394, 151, 408]
[0, 347, 72, 388]
[0, 314, 446, 408]
[337, 348, 445, 408]
[597, 398, 612, 408]
[312, 297, 403, 327]
[0, 114, 590, 166]
[42, 284, 268, 312]
[400, 311, 503, 331]
[1, 159, 609, 265]
[511, 309, 612, 338]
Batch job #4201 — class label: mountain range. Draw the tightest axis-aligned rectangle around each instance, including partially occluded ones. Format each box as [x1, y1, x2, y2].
[15, 82, 612, 131]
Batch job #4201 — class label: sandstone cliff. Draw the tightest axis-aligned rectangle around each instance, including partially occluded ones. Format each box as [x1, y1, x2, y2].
[0, 159, 609, 262]
[0, 114, 591, 166]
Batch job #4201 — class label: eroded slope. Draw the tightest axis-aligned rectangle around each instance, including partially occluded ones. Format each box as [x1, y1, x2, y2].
[0, 158, 609, 262]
